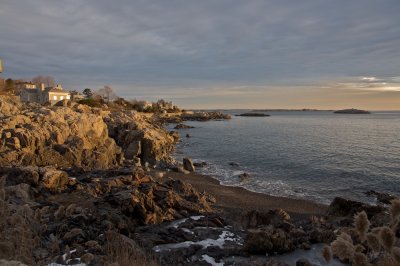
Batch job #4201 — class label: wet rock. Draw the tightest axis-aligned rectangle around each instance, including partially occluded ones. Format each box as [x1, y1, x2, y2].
[186, 133, 191, 138]
[193, 162, 207, 167]
[229, 162, 240, 167]
[183, 158, 195, 172]
[239, 172, 250, 182]
[365, 190, 398, 204]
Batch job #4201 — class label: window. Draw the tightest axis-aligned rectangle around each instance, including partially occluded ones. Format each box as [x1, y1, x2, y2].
[53, 96, 57, 100]
[66, 95, 71, 100]
[60, 96, 64, 100]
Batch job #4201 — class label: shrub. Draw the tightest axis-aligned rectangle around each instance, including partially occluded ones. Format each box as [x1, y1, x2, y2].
[104, 231, 159, 266]
[325, 200, 400, 265]
[77, 98, 104, 107]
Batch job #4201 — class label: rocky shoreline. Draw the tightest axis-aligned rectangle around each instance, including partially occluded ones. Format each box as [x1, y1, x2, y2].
[0, 95, 398, 266]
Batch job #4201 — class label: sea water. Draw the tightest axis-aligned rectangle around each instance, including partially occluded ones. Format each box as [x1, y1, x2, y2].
[173, 111, 400, 204]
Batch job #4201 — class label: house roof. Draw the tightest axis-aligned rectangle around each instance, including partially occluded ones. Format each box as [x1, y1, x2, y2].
[44, 87, 69, 93]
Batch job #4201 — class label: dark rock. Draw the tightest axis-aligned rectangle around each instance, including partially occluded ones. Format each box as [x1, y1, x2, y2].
[173, 166, 190, 174]
[245, 228, 294, 255]
[186, 133, 191, 138]
[327, 197, 385, 218]
[235, 113, 270, 117]
[296, 258, 313, 266]
[193, 162, 207, 167]
[80, 253, 95, 264]
[124, 140, 141, 159]
[180, 111, 231, 121]
[1, 166, 40, 186]
[183, 158, 195, 172]
[229, 162, 239, 167]
[365, 190, 398, 204]
[174, 123, 195, 129]
[241, 209, 291, 229]
[333, 108, 370, 114]
[239, 172, 250, 182]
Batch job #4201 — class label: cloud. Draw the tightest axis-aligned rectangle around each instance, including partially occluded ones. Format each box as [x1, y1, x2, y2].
[0, 0, 400, 108]
[334, 76, 400, 92]
[361, 77, 379, 82]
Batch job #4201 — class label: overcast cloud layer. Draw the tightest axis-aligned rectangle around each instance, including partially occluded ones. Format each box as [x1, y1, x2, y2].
[1, 0, 400, 109]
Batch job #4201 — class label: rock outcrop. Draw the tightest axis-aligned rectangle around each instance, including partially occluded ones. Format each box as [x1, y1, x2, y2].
[104, 110, 176, 166]
[0, 96, 177, 169]
[0, 165, 214, 265]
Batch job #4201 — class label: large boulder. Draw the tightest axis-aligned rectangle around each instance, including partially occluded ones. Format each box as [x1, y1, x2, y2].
[124, 140, 141, 159]
[327, 197, 385, 218]
[183, 158, 195, 172]
[40, 167, 69, 191]
[245, 228, 294, 255]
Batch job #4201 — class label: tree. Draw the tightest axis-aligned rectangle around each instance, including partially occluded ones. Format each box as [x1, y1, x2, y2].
[5, 78, 14, 92]
[96, 85, 118, 103]
[32, 75, 55, 87]
[82, 88, 93, 99]
[0, 78, 5, 91]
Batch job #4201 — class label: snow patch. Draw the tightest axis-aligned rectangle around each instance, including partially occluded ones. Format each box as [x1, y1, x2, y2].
[153, 230, 242, 252]
[168, 218, 188, 228]
[62, 249, 76, 261]
[201, 254, 224, 266]
[190, 215, 204, 221]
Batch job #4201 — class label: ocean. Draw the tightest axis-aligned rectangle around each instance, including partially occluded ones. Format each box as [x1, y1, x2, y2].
[172, 110, 400, 205]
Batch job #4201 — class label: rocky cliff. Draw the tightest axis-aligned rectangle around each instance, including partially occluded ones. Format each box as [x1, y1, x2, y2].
[0, 96, 177, 170]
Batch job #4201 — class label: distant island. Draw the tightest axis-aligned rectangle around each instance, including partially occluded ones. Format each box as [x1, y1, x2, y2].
[252, 108, 322, 112]
[333, 108, 371, 114]
[235, 112, 270, 117]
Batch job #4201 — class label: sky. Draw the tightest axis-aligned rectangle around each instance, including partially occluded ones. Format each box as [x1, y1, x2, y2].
[1, 0, 400, 109]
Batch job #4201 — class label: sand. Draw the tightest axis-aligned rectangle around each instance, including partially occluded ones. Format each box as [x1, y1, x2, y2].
[166, 171, 328, 222]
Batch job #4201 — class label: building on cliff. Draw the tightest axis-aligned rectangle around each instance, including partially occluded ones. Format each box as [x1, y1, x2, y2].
[20, 83, 71, 105]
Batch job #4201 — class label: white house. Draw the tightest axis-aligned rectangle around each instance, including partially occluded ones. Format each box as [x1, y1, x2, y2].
[20, 83, 70, 105]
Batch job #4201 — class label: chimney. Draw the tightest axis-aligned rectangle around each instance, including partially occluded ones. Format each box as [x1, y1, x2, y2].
[40, 83, 45, 91]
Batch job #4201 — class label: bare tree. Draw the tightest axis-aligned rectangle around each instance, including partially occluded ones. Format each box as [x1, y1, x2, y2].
[96, 85, 118, 103]
[32, 75, 56, 87]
